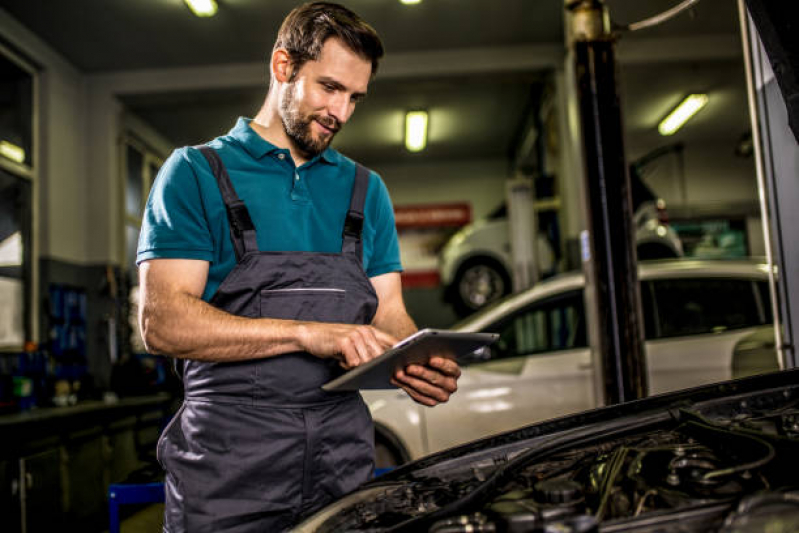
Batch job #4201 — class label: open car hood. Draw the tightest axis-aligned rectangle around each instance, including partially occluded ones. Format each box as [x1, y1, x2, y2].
[297, 369, 799, 532]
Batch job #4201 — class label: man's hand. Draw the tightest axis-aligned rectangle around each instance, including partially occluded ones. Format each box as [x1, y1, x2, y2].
[300, 323, 398, 369]
[391, 357, 461, 406]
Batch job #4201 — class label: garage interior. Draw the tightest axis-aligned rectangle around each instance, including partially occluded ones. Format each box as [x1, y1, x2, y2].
[0, 0, 797, 531]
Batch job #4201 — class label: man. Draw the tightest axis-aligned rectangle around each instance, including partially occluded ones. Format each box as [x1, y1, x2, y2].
[137, 2, 460, 532]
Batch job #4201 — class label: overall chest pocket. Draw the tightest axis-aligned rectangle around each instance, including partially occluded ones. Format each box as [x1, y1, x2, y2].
[260, 288, 346, 323]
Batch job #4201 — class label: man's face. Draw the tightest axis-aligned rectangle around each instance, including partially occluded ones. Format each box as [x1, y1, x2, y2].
[279, 38, 372, 158]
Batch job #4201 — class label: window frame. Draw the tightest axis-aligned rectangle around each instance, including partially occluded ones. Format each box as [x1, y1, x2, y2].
[119, 134, 163, 355]
[119, 134, 164, 282]
[0, 43, 38, 350]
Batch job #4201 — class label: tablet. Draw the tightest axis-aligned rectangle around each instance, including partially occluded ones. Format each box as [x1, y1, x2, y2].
[322, 328, 499, 391]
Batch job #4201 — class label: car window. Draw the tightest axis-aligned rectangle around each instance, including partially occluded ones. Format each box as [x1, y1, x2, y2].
[647, 278, 766, 339]
[491, 290, 587, 359]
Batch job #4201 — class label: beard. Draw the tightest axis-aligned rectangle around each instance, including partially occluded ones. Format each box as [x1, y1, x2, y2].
[279, 82, 340, 157]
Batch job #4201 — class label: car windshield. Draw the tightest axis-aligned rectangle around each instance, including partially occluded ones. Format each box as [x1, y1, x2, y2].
[451, 297, 510, 330]
[451, 271, 582, 330]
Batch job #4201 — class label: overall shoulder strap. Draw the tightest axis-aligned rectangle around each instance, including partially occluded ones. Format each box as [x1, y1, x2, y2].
[196, 146, 258, 261]
[341, 164, 370, 262]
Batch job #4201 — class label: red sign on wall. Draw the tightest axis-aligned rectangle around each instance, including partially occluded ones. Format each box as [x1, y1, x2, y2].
[394, 203, 472, 229]
[394, 203, 472, 288]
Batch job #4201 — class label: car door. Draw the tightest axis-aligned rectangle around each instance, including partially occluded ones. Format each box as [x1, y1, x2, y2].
[641, 277, 774, 394]
[423, 290, 594, 455]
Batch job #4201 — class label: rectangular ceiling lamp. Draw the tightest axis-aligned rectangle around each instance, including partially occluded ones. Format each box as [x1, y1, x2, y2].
[185, 0, 218, 17]
[658, 94, 708, 136]
[400, 0, 422, 4]
[405, 111, 428, 152]
[0, 140, 25, 164]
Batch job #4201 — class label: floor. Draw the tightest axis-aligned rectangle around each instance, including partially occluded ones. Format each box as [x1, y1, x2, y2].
[102, 504, 164, 533]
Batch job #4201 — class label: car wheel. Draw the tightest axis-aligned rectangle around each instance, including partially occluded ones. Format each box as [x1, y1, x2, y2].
[452, 259, 511, 317]
[375, 439, 403, 469]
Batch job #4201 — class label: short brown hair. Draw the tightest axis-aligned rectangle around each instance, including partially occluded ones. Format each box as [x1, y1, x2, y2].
[273, 2, 384, 77]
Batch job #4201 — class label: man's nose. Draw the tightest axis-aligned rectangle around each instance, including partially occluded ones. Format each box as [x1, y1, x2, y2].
[328, 93, 353, 124]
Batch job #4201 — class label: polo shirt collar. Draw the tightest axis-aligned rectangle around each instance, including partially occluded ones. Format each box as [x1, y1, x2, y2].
[229, 117, 340, 165]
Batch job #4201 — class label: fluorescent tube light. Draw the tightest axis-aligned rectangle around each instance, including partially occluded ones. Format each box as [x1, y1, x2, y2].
[401, 0, 422, 4]
[0, 141, 25, 164]
[185, 0, 218, 17]
[405, 111, 428, 152]
[658, 94, 708, 136]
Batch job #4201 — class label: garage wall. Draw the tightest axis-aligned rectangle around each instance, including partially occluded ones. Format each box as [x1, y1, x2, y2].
[0, 8, 89, 264]
[631, 141, 758, 208]
[377, 157, 509, 220]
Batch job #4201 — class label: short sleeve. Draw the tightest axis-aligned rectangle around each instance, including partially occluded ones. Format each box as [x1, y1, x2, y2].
[136, 148, 215, 264]
[365, 173, 402, 278]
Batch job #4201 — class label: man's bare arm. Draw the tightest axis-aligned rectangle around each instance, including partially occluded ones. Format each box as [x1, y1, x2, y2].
[139, 258, 395, 367]
[370, 272, 461, 406]
[370, 272, 418, 340]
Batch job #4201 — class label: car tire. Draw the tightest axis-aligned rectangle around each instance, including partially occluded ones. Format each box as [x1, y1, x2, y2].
[451, 257, 512, 317]
[374, 433, 407, 469]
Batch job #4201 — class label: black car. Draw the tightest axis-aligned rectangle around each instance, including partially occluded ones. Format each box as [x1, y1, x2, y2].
[296, 369, 799, 532]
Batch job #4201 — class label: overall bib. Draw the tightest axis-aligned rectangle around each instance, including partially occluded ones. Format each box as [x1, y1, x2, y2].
[157, 147, 378, 532]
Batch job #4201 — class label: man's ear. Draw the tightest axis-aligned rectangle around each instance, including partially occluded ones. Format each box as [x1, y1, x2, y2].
[272, 48, 294, 83]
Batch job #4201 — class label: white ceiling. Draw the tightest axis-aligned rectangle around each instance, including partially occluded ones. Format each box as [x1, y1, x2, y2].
[0, 0, 749, 167]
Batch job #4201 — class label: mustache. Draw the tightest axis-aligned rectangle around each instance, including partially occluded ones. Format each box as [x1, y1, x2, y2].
[313, 115, 341, 132]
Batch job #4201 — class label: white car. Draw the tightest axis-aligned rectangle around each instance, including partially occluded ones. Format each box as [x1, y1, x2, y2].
[440, 180, 684, 316]
[366, 259, 778, 466]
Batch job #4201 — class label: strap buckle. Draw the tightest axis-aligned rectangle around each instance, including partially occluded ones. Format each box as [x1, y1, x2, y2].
[343, 211, 364, 239]
[228, 203, 254, 236]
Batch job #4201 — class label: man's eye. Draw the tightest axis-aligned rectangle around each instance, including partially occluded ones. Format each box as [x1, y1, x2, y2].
[322, 84, 335, 92]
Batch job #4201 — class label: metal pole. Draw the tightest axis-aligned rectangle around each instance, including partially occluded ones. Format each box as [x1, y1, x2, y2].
[737, 0, 787, 370]
[565, 0, 648, 404]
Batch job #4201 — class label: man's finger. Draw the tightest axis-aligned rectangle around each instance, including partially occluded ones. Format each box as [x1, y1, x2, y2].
[340, 337, 361, 369]
[372, 328, 399, 349]
[405, 365, 458, 394]
[349, 332, 373, 365]
[390, 377, 438, 406]
[358, 327, 387, 362]
[394, 371, 454, 402]
[428, 357, 462, 378]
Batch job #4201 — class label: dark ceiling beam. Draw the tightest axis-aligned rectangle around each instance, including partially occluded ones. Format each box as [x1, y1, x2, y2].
[380, 44, 564, 78]
[92, 44, 563, 97]
[92, 35, 742, 98]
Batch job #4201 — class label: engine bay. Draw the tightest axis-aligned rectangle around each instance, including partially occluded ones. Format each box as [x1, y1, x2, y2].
[313, 382, 799, 532]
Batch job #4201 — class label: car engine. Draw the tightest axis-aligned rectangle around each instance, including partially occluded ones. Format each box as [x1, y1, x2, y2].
[311, 380, 799, 532]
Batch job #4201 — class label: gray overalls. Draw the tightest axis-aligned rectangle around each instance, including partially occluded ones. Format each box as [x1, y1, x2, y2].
[157, 146, 377, 532]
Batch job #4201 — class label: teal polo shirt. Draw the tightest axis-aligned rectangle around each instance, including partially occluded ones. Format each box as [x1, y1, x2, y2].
[137, 117, 402, 301]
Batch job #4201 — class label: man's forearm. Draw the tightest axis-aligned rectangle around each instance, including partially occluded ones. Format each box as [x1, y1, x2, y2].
[141, 290, 308, 361]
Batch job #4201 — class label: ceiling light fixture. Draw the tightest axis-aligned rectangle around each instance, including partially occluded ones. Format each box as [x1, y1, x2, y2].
[400, 0, 422, 5]
[405, 111, 428, 152]
[0, 140, 25, 164]
[185, 0, 218, 18]
[658, 94, 708, 136]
